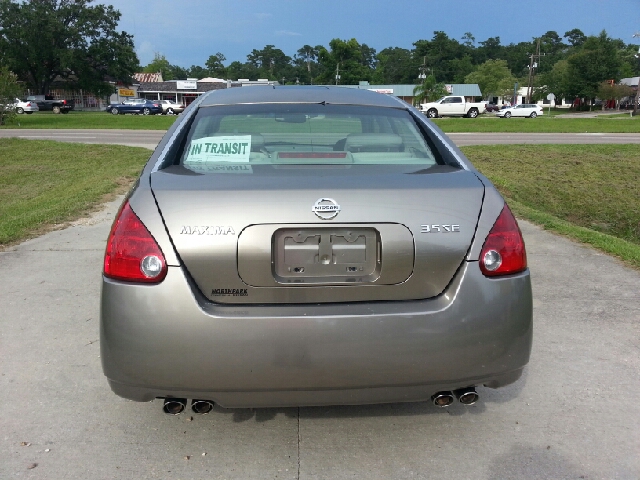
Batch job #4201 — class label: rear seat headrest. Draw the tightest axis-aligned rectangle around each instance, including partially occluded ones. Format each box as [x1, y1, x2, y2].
[344, 133, 403, 150]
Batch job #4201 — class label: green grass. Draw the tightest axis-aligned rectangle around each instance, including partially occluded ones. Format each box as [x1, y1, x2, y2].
[0, 138, 150, 245]
[434, 115, 640, 133]
[2, 139, 639, 269]
[0, 111, 177, 130]
[462, 144, 640, 268]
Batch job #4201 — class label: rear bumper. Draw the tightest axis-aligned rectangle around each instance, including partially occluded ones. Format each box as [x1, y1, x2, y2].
[100, 262, 533, 407]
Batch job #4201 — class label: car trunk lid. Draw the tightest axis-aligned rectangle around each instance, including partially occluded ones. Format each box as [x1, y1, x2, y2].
[150, 164, 484, 304]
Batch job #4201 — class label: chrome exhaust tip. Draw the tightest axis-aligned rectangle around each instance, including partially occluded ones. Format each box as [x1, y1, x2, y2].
[162, 398, 187, 415]
[191, 399, 215, 415]
[454, 387, 479, 405]
[431, 391, 455, 407]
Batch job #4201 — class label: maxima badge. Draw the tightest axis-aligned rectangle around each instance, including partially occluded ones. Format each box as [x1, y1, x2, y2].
[312, 198, 341, 220]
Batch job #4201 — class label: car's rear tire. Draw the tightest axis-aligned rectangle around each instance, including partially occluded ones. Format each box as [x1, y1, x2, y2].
[166, 108, 174, 115]
[142, 108, 151, 115]
[467, 108, 479, 118]
[529, 112, 537, 118]
[16, 107, 24, 114]
[427, 108, 438, 119]
[504, 111, 511, 118]
[111, 108, 119, 115]
[52, 106, 61, 114]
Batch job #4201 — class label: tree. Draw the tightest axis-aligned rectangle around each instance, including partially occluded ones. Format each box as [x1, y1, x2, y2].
[359, 44, 377, 70]
[0, 0, 138, 96]
[247, 45, 290, 79]
[564, 29, 587, 48]
[566, 31, 622, 100]
[226, 61, 259, 81]
[143, 53, 174, 79]
[413, 74, 447, 104]
[205, 53, 226, 78]
[448, 55, 475, 83]
[171, 65, 188, 79]
[187, 65, 208, 79]
[461, 32, 475, 48]
[371, 47, 415, 84]
[502, 41, 533, 78]
[316, 38, 373, 84]
[476, 36, 503, 63]
[293, 45, 321, 84]
[465, 59, 516, 99]
[597, 81, 633, 109]
[295, 45, 318, 74]
[0, 66, 22, 125]
[413, 31, 472, 82]
[539, 59, 572, 104]
[619, 43, 640, 78]
[538, 31, 567, 75]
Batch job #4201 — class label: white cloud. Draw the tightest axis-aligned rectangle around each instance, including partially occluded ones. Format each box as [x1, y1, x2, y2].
[136, 40, 155, 66]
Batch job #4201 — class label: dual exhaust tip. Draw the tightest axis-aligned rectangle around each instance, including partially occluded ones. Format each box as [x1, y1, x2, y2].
[162, 398, 215, 415]
[432, 387, 478, 407]
[163, 390, 476, 414]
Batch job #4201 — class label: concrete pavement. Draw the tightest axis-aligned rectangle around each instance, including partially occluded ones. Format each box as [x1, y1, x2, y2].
[1, 198, 638, 479]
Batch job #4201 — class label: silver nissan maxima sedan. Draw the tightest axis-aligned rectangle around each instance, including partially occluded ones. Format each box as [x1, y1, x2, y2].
[101, 86, 532, 414]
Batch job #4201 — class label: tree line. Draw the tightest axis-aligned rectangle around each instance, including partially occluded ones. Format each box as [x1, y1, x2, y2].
[1, 1, 638, 106]
[145, 30, 639, 103]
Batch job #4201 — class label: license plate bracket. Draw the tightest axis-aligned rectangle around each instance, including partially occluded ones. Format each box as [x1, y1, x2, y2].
[273, 228, 380, 284]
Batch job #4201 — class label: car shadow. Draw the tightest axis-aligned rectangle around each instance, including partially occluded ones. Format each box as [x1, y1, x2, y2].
[205, 367, 529, 423]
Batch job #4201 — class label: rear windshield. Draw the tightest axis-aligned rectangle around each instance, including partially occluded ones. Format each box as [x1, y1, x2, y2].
[177, 104, 441, 171]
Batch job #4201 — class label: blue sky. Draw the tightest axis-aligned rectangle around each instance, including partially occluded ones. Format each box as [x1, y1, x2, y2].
[106, 0, 640, 68]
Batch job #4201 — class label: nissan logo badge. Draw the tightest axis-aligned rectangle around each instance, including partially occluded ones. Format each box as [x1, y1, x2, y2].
[312, 198, 340, 220]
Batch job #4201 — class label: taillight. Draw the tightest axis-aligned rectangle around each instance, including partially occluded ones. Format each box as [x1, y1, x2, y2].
[479, 204, 527, 277]
[26, 102, 31, 107]
[103, 201, 167, 283]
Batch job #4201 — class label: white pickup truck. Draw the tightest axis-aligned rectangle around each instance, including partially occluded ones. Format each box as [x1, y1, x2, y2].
[419, 96, 486, 118]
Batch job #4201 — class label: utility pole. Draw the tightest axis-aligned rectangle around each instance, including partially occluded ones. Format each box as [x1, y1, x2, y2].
[418, 56, 428, 82]
[633, 33, 640, 116]
[335, 63, 340, 86]
[526, 38, 545, 103]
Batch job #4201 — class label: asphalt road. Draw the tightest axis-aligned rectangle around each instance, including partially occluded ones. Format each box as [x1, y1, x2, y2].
[2, 128, 640, 149]
[1, 198, 639, 479]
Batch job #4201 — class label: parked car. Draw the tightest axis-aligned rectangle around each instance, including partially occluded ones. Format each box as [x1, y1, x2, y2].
[496, 104, 544, 118]
[122, 98, 148, 106]
[484, 103, 501, 113]
[10, 98, 39, 114]
[101, 86, 532, 414]
[106, 99, 163, 115]
[419, 95, 487, 118]
[158, 99, 185, 115]
[26, 95, 74, 113]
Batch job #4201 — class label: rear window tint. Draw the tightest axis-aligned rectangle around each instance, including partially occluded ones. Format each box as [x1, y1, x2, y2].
[178, 104, 441, 170]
